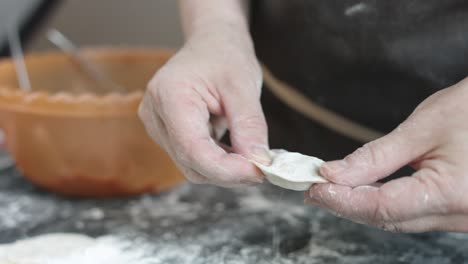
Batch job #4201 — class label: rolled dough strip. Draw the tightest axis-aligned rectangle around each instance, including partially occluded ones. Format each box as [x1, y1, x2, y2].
[253, 150, 328, 191]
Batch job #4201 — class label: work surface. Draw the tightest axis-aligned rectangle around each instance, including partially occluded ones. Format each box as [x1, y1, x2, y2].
[1, 169, 467, 264]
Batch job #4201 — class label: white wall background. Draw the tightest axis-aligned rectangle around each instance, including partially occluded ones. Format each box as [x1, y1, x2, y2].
[29, 0, 184, 50]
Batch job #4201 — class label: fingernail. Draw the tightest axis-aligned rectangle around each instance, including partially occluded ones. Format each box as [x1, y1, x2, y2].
[322, 160, 348, 175]
[249, 145, 272, 165]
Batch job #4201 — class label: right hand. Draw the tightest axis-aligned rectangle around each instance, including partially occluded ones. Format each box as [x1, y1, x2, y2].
[138, 25, 270, 187]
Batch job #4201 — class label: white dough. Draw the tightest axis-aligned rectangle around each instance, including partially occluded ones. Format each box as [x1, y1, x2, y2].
[254, 150, 328, 191]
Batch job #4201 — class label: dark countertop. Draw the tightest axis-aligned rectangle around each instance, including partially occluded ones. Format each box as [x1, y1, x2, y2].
[1, 168, 468, 263]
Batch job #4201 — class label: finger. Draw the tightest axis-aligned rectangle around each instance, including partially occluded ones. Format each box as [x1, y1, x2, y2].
[218, 142, 234, 153]
[139, 93, 187, 162]
[174, 150, 256, 188]
[394, 214, 468, 233]
[185, 137, 264, 185]
[177, 163, 210, 184]
[222, 80, 271, 165]
[138, 92, 166, 147]
[320, 119, 434, 186]
[156, 86, 263, 185]
[209, 115, 228, 141]
[139, 94, 212, 184]
[306, 169, 443, 230]
[209, 116, 232, 152]
[387, 217, 441, 233]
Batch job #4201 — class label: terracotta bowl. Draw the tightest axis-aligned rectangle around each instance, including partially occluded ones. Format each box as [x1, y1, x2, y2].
[0, 48, 185, 197]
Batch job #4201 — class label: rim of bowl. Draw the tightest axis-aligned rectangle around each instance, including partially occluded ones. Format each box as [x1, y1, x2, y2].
[0, 47, 174, 117]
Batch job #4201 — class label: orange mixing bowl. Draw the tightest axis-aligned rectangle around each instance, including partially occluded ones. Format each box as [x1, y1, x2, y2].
[0, 48, 185, 197]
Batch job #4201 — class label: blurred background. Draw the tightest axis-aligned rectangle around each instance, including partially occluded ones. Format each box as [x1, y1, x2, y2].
[0, 0, 185, 170]
[0, 0, 183, 55]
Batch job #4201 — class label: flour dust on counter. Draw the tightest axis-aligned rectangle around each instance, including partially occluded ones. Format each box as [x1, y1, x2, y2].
[0, 233, 154, 264]
[2, 168, 468, 263]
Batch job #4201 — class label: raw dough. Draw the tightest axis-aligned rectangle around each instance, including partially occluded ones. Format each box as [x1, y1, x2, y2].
[253, 150, 328, 191]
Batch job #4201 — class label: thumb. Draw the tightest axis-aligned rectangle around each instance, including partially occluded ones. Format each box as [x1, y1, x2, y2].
[321, 123, 432, 186]
[223, 90, 270, 165]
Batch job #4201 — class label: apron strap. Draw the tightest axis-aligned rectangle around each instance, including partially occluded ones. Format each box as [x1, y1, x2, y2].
[262, 65, 384, 143]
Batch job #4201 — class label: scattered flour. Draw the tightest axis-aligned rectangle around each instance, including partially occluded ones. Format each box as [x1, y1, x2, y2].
[344, 2, 370, 16]
[2, 173, 468, 263]
[0, 193, 58, 230]
[0, 233, 154, 264]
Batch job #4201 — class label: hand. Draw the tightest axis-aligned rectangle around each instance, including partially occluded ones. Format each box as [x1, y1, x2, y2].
[306, 77, 468, 233]
[138, 25, 270, 187]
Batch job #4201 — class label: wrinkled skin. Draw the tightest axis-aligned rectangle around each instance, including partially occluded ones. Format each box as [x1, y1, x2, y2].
[306, 78, 468, 233]
[139, 0, 468, 234]
[138, 25, 270, 188]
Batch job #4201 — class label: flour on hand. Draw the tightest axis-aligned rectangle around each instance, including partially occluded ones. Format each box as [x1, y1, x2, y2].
[253, 150, 328, 191]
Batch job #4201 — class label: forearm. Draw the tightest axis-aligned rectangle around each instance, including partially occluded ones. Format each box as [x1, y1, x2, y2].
[178, 0, 250, 38]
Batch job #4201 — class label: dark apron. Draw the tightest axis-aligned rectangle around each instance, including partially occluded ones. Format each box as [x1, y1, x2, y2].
[251, 0, 468, 160]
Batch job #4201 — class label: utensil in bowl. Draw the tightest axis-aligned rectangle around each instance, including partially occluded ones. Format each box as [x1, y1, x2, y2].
[0, 48, 185, 197]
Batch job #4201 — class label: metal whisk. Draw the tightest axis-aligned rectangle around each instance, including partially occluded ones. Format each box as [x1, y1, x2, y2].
[47, 29, 127, 94]
[6, 23, 31, 92]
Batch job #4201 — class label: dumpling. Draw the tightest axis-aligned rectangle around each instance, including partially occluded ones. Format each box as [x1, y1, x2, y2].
[253, 150, 328, 191]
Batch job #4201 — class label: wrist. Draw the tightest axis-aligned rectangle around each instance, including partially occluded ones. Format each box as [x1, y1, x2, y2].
[186, 23, 255, 54]
[179, 0, 250, 41]
[186, 12, 249, 35]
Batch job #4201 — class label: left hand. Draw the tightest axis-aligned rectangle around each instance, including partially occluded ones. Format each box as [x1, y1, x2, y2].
[306, 77, 468, 233]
